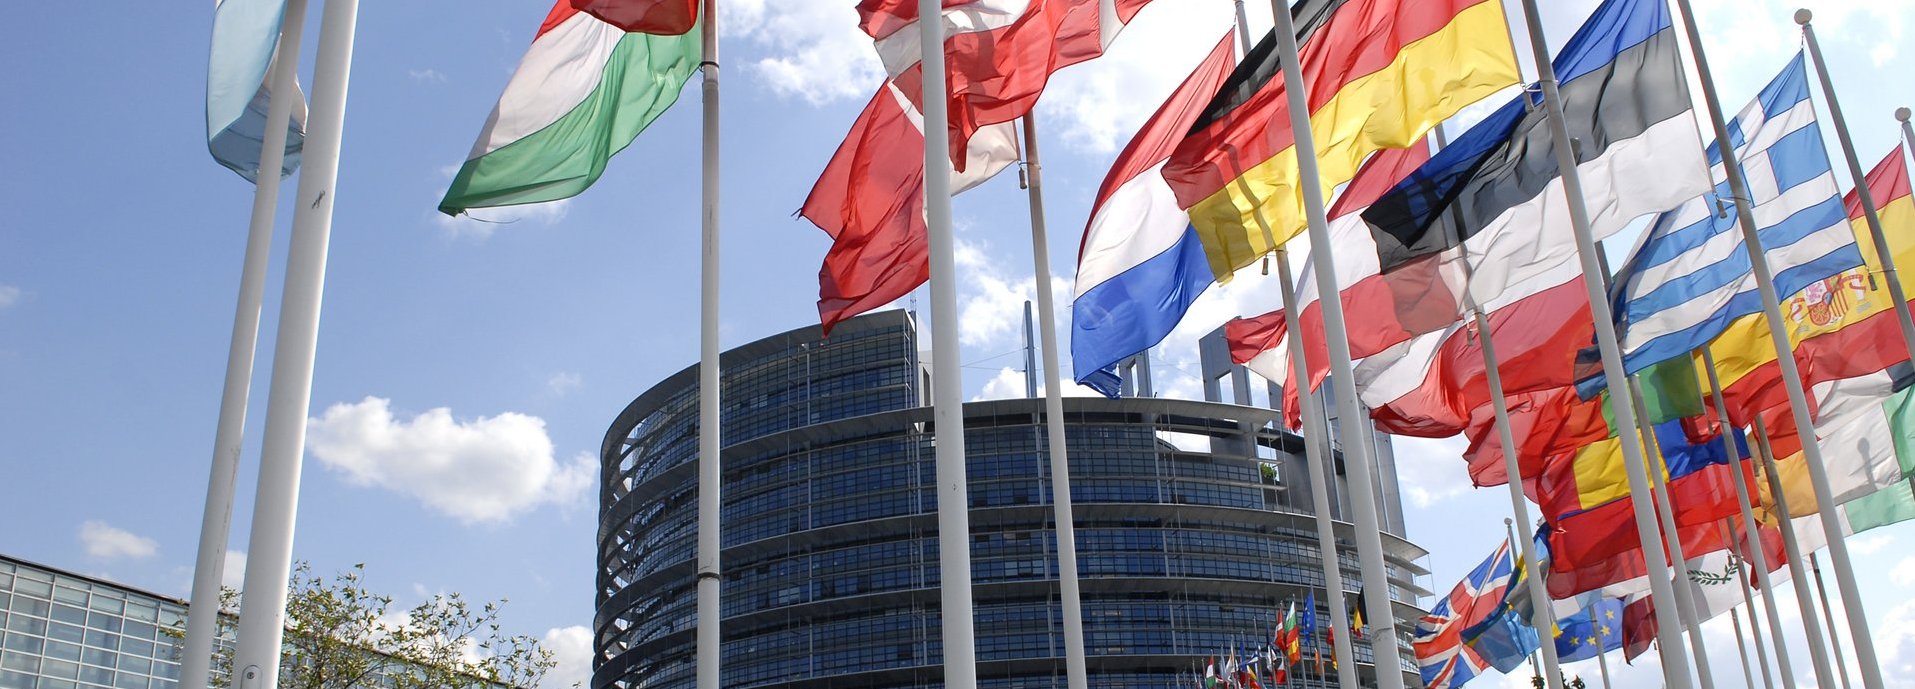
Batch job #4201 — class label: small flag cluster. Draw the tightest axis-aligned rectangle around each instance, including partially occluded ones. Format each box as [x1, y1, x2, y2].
[1194, 593, 1357, 689]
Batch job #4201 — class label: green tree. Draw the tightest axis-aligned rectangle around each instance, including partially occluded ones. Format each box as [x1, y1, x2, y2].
[176, 563, 555, 689]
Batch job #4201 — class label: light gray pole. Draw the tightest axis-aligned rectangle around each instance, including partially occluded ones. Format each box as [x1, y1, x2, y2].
[227, 0, 358, 685]
[917, 1, 980, 686]
[1264, 2, 1407, 685]
[695, 3, 722, 689]
[1703, 350, 1798, 689]
[1515, 0, 1695, 684]
[1748, 416, 1842, 689]
[1275, 248, 1360, 689]
[1665, 2, 1881, 686]
[1726, 522, 1779, 689]
[181, 2, 307, 687]
[1016, 113, 1088, 689]
[1629, 377, 1718, 689]
[1479, 311, 1565, 688]
[1799, 12, 1915, 370]
[1731, 610, 1759, 689]
[1596, 644, 1615, 689]
[1808, 553, 1855, 689]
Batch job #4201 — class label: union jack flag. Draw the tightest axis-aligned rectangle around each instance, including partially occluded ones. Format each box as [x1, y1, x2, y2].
[1414, 537, 1526, 688]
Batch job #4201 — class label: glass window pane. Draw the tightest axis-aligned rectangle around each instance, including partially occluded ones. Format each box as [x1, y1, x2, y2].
[84, 616, 119, 634]
[77, 664, 112, 686]
[1, 653, 41, 674]
[119, 622, 151, 641]
[51, 605, 85, 626]
[42, 659, 79, 680]
[2, 635, 42, 654]
[118, 656, 149, 676]
[42, 679, 76, 689]
[82, 632, 115, 652]
[14, 580, 51, 599]
[52, 588, 87, 607]
[45, 623, 81, 645]
[118, 639, 151, 659]
[4, 618, 44, 637]
[0, 669, 35, 689]
[86, 599, 120, 616]
[113, 672, 144, 689]
[46, 641, 81, 662]
[81, 647, 114, 668]
[122, 605, 155, 625]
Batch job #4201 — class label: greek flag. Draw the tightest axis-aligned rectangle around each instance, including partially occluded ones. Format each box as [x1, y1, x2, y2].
[1612, 53, 1863, 372]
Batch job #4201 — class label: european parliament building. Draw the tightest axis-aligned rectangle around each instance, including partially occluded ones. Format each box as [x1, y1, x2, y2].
[595, 310, 1429, 689]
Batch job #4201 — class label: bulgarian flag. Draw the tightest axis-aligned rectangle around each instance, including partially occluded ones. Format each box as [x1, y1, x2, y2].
[439, 0, 701, 216]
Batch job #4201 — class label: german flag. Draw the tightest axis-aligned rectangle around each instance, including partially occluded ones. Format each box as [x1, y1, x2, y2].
[1702, 146, 1915, 425]
[1160, 0, 1518, 281]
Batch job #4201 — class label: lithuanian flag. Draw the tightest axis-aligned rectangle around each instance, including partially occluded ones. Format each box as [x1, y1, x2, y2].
[1160, 0, 1518, 280]
[1701, 146, 1915, 423]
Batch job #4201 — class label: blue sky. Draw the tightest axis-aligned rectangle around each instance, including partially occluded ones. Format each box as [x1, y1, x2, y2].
[2, 1, 1914, 687]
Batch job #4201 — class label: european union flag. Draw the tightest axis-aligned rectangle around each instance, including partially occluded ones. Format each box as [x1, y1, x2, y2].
[1554, 598, 1625, 662]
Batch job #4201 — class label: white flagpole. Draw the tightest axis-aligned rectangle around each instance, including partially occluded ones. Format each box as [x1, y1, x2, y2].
[1015, 112, 1087, 689]
[181, 2, 307, 687]
[1702, 349, 1799, 689]
[226, 0, 358, 684]
[1725, 521, 1780, 689]
[1807, 553, 1856, 689]
[1667, 1, 1881, 685]
[917, 1, 979, 686]
[1275, 250, 1359, 689]
[1799, 13, 1915, 368]
[1477, 311, 1565, 688]
[1731, 609, 1759, 689]
[1262, 2, 1406, 685]
[695, 2, 722, 689]
[1512, 0, 1695, 685]
[1596, 644, 1615, 689]
[1748, 415, 1843, 689]
[1628, 377, 1718, 689]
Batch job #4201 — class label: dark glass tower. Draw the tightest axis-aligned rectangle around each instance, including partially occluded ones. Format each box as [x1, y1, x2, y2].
[596, 311, 1428, 689]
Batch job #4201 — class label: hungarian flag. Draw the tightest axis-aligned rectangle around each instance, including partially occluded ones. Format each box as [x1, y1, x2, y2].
[858, 0, 1154, 170]
[570, 0, 698, 34]
[1162, 0, 1518, 280]
[440, 0, 700, 215]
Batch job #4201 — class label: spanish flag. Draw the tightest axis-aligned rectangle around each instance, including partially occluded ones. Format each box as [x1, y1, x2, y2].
[1160, 0, 1518, 280]
[1702, 146, 1915, 424]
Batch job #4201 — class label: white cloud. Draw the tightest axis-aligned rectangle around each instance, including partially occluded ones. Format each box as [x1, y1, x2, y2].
[1389, 434, 1474, 508]
[305, 397, 594, 523]
[0, 285, 19, 309]
[1893, 556, 1915, 587]
[723, 1, 882, 106]
[1851, 533, 1893, 556]
[971, 366, 1101, 401]
[1879, 598, 1915, 688]
[542, 626, 593, 689]
[407, 68, 447, 83]
[1037, 0, 1245, 154]
[545, 371, 582, 397]
[950, 237, 1076, 351]
[433, 197, 572, 240]
[79, 521, 158, 560]
[222, 549, 247, 590]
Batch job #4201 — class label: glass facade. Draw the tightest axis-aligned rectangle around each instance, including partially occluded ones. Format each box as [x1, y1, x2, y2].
[0, 557, 196, 689]
[597, 311, 1428, 689]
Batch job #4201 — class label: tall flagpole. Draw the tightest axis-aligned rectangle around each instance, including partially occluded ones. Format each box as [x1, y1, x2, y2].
[1276, 250, 1359, 689]
[1514, 0, 1696, 685]
[1799, 12, 1915, 367]
[1596, 644, 1615, 689]
[226, 0, 359, 684]
[1667, 1, 1883, 686]
[1015, 113, 1087, 689]
[695, 2, 723, 689]
[1628, 377, 1718, 689]
[1264, 3, 1406, 686]
[1808, 553, 1855, 689]
[182, 2, 308, 687]
[1725, 522, 1780, 689]
[1478, 311, 1565, 688]
[1731, 610, 1759, 689]
[1748, 415, 1843, 689]
[1703, 349, 1799, 689]
[918, 1, 979, 686]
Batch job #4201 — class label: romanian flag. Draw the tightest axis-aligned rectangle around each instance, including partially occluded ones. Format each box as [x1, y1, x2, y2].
[1160, 0, 1518, 280]
[1702, 146, 1915, 424]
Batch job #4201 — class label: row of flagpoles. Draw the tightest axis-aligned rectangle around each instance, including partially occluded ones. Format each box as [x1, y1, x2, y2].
[180, 2, 1915, 689]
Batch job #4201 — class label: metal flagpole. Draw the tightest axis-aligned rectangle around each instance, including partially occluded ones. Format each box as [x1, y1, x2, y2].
[1596, 644, 1615, 689]
[695, 2, 723, 689]
[1513, 0, 1696, 685]
[1748, 415, 1843, 689]
[1263, 2, 1407, 685]
[917, 1, 980, 686]
[1667, 1, 1882, 686]
[1808, 553, 1855, 689]
[1703, 350, 1799, 689]
[182, 2, 307, 687]
[1479, 312, 1565, 688]
[1276, 249, 1360, 689]
[1627, 377, 1718, 689]
[1725, 521, 1779, 689]
[226, 0, 359, 684]
[1799, 13, 1915, 368]
[1731, 610, 1759, 689]
[1016, 113, 1088, 689]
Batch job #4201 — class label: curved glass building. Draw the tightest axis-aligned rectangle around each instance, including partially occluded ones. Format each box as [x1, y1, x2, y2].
[596, 311, 1429, 689]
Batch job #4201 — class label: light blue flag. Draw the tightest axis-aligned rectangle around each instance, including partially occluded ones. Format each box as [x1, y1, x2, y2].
[1553, 598, 1625, 663]
[208, 0, 306, 181]
[1611, 53, 1863, 372]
